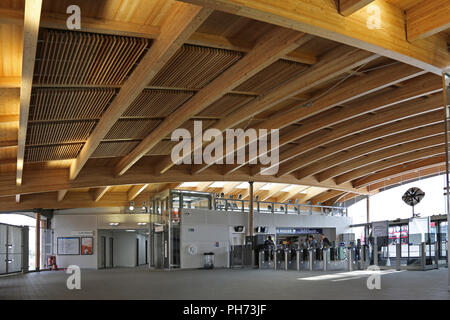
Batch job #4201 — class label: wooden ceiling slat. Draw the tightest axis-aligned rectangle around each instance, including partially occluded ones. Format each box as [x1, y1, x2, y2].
[123, 89, 194, 118]
[34, 29, 150, 85]
[30, 88, 116, 121]
[25, 143, 83, 163]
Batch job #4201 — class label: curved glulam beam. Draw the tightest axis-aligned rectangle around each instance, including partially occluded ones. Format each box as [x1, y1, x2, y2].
[299, 123, 444, 182]
[336, 145, 445, 186]
[339, 0, 375, 16]
[114, 27, 308, 176]
[0, 165, 368, 199]
[309, 190, 344, 205]
[127, 184, 149, 201]
[322, 134, 444, 184]
[367, 164, 446, 192]
[192, 46, 378, 174]
[229, 73, 442, 176]
[182, 0, 450, 74]
[406, 0, 450, 41]
[280, 114, 443, 178]
[159, 45, 378, 175]
[17, 0, 42, 186]
[353, 154, 446, 188]
[69, 2, 213, 180]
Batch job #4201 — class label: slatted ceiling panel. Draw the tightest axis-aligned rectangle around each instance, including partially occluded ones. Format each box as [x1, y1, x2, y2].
[164, 119, 217, 139]
[146, 140, 177, 156]
[26, 120, 97, 146]
[34, 29, 150, 85]
[296, 37, 341, 58]
[235, 60, 308, 94]
[123, 89, 194, 118]
[25, 143, 84, 163]
[29, 88, 116, 121]
[255, 98, 301, 120]
[149, 45, 243, 89]
[91, 141, 140, 158]
[197, 94, 255, 118]
[104, 119, 161, 140]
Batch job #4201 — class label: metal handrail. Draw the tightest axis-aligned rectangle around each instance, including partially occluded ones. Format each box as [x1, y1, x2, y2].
[214, 198, 347, 216]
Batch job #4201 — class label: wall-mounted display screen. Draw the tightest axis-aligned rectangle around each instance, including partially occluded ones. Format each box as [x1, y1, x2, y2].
[57, 237, 80, 255]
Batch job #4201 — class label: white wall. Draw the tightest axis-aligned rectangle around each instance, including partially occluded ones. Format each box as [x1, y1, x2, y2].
[53, 215, 98, 269]
[137, 234, 148, 265]
[179, 209, 352, 269]
[52, 212, 150, 269]
[113, 232, 137, 267]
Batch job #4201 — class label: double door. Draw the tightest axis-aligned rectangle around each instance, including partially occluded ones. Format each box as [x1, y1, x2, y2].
[0, 224, 25, 274]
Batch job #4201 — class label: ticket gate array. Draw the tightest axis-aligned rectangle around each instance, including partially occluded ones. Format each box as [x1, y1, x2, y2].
[258, 245, 370, 272]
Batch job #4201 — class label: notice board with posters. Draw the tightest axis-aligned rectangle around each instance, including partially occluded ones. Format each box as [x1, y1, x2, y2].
[372, 221, 389, 246]
[57, 237, 80, 255]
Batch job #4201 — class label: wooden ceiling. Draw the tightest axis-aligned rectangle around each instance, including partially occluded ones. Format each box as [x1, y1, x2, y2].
[0, 0, 449, 211]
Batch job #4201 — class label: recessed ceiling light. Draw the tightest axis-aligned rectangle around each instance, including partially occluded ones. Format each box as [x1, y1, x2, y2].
[125, 229, 135, 232]
[109, 222, 119, 226]
[137, 222, 147, 226]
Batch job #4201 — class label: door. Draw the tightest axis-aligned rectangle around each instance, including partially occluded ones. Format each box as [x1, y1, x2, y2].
[145, 239, 148, 265]
[7, 225, 22, 273]
[109, 238, 114, 268]
[100, 236, 106, 269]
[136, 238, 139, 266]
[0, 224, 7, 274]
[0, 224, 24, 274]
[153, 231, 163, 268]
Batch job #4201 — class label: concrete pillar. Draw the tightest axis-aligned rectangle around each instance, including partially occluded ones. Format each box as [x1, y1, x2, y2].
[35, 211, 40, 271]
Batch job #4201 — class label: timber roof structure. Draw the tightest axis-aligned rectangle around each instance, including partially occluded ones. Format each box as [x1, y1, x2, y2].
[0, 0, 449, 210]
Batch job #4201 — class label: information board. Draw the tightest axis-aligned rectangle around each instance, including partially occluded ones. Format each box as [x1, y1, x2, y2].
[57, 237, 80, 255]
[372, 221, 389, 237]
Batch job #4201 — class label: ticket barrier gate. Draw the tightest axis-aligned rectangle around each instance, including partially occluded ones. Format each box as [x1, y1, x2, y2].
[259, 246, 361, 272]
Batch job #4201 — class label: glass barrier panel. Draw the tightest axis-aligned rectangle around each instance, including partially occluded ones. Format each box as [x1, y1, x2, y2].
[286, 204, 299, 214]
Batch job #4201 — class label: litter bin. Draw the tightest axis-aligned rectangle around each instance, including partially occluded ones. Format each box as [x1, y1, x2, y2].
[203, 252, 215, 269]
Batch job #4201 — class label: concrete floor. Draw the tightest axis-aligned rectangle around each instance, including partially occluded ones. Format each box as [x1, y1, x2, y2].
[0, 267, 448, 300]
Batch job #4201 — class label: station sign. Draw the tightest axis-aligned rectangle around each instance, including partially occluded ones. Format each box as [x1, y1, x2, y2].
[276, 227, 322, 235]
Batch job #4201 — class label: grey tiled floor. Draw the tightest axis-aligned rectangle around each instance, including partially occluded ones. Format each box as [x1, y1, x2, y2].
[0, 267, 448, 300]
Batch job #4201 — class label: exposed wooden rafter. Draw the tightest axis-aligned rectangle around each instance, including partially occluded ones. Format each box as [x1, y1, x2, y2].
[16, 0, 42, 186]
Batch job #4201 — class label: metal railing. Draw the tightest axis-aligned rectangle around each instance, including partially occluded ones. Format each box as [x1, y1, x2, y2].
[214, 198, 347, 217]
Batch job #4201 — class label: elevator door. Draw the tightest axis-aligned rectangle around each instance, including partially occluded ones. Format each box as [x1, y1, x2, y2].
[153, 231, 163, 268]
[109, 238, 114, 268]
[100, 236, 106, 269]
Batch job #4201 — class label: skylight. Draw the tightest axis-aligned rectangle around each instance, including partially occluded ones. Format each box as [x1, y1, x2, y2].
[180, 182, 199, 187]
[236, 182, 249, 189]
[210, 182, 226, 188]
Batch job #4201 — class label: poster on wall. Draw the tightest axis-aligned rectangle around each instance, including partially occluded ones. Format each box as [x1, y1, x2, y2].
[81, 237, 93, 255]
[57, 237, 80, 255]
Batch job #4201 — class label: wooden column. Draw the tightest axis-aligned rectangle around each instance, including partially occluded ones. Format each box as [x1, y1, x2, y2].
[366, 196, 370, 223]
[35, 211, 40, 271]
[248, 181, 254, 236]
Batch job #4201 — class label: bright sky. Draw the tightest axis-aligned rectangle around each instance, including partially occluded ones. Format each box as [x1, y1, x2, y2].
[0, 213, 36, 226]
[348, 174, 447, 225]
